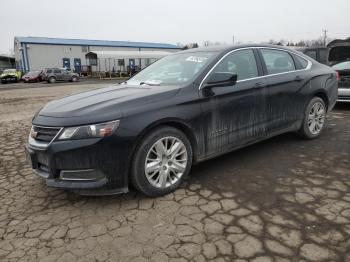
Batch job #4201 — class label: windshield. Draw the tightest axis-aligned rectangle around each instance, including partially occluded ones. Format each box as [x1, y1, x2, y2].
[3, 69, 16, 74]
[332, 61, 350, 70]
[127, 51, 218, 86]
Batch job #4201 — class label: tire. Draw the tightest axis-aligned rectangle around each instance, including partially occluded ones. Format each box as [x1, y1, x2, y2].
[71, 76, 78, 82]
[1, 80, 6, 84]
[48, 77, 56, 84]
[131, 126, 193, 197]
[298, 97, 326, 139]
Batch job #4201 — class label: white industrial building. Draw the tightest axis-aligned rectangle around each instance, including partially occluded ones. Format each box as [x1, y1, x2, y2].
[14, 36, 181, 73]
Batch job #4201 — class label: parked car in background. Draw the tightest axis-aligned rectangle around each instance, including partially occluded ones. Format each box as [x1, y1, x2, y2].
[296, 38, 350, 66]
[0, 69, 22, 84]
[43, 68, 80, 83]
[22, 70, 44, 82]
[296, 47, 329, 65]
[26, 45, 338, 197]
[328, 37, 350, 66]
[332, 60, 350, 102]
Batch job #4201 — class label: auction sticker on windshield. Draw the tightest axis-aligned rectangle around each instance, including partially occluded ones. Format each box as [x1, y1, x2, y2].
[186, 56, 209, 63]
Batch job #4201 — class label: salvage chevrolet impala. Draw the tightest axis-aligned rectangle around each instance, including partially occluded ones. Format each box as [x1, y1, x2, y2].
[26, 45, 338, 196]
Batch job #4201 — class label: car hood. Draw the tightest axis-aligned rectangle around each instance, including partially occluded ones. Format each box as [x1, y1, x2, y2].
[34, 84, 180, 126]
[23, 75, 37, 78]
[1, 73, 16, 77]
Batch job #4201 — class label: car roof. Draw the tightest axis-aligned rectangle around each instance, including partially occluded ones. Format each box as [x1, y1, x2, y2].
[178, 44, 298, 54]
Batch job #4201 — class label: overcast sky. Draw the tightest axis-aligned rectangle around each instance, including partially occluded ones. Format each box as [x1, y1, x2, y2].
[1, 0, 349, 54]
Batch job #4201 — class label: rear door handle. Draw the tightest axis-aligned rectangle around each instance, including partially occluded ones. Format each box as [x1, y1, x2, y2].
[295, 75, 304, 82]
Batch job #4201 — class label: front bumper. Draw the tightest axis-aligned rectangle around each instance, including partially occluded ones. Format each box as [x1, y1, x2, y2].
[337, 88, 350, 102]
[1, 76, 18, 82]
[26, 132, 132, 195]
[23, 78, 36, 82]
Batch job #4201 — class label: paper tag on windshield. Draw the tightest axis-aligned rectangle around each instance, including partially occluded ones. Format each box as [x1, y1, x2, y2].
[186, 56, 208, 63]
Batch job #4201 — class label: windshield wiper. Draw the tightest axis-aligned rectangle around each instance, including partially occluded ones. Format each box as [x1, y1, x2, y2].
[139, 81, 160, 86]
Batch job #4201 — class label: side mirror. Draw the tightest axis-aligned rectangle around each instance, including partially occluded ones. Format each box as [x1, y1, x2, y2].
[203, 72, 237, 89]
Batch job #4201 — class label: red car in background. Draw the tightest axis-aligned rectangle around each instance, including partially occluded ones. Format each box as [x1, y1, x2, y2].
[22, 71, 44, 82]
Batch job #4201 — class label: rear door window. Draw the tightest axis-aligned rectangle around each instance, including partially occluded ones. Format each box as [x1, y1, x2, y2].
[260, 49, 295, 75]
[53, 69, 61, 74]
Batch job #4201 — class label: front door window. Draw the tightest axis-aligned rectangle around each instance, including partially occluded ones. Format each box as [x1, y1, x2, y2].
[211, 49, 259, 81]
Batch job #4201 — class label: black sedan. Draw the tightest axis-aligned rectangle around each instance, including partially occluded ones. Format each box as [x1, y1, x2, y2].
[26, 45, 338, 196]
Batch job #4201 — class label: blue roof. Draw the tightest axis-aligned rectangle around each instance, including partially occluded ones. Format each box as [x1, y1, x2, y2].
[15, 36, 181, 49]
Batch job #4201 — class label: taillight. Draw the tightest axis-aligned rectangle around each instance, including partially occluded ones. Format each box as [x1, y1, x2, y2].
[335, 71, 340, 81]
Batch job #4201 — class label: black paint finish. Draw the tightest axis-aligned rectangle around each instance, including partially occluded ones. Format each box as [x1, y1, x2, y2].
[29, 44, 338, 194]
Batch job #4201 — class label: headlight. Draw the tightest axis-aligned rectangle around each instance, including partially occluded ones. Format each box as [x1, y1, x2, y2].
[58, 120, 120, 140]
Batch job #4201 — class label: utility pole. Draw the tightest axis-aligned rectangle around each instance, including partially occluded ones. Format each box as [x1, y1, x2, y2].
[323, 29, 328, 47]
[232, 35, 235, 45]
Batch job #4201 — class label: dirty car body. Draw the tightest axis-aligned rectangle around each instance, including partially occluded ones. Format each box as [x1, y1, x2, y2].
[26, 45, 338, 195]
[43, 68, 79, 83]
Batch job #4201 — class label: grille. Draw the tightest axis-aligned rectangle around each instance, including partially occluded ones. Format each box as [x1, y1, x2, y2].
[32, 126, 61, 142]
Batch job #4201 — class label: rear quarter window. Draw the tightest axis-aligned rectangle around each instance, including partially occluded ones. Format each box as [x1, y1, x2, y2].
[46, 69, 52, 74]
[293, 55, 309, 70]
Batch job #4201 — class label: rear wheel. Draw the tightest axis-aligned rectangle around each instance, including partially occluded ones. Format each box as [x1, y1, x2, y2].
[298, 97, 326, 139]
[48, 77, 56, 84]
[131, 126, 193, 197]
[71, 76, 78, 82]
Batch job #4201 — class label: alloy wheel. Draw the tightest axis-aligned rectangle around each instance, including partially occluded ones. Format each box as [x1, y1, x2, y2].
[145, 136, 188, 189]
[308, 101, 325, 135]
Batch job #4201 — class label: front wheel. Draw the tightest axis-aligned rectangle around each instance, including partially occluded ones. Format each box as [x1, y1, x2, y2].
[131, 126, 193, 197]
[298, 97, 326, 139]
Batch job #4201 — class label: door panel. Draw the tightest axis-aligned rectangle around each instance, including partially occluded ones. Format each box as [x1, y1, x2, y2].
[199, 49, 267, 156]
[200, 80, 267, 156]
[259, 49, 305, 132]
[74, 58, 81, 73]
[62, 58, 70, 69]
[64, 71, 71, 81]
[54, 69, 63, 81]
[264, 72, 302, 131]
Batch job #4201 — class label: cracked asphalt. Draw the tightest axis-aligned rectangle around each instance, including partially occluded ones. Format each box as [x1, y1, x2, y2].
[0, 81, 349, 262]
